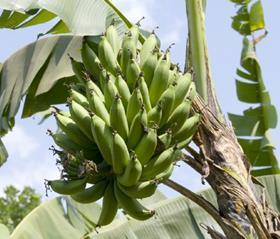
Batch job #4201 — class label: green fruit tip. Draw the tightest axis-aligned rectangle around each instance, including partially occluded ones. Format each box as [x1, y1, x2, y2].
[139, 71, 144, 78]
[152, 26, 159, 34]
[111, 129, 117, 136]
[63, 82, 73, 90]
[157, 101, 163, 110]
[46, 129, 53, 136]
[110, 18, 116, 26]
[136, 16, 145, 26]
[51, 109, 58, 117]
[129, 150, 136, 158]
[172, 143, 179, 150]
[140, 103, 145, 111]
[166, 128, 172, 135]
[106, 73, 111, 81]
[114, 93, 121, 100]
[89, 111, 95, 117]
[98, 62, 104, 70]
[166, 42, 175, 53]
[152, 47, 159, 54]
[151, 124, 159, 130]
[116, 69, 122, 76]
[66, 96, 72, 104]
[143, 126, 149, 133]
[67, 53, 74, 61]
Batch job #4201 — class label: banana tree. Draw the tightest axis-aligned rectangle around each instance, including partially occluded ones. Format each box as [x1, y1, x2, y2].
[0, 0, 279, 238]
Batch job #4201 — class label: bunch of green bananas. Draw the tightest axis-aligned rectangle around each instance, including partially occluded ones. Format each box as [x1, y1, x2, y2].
[47, 23, 200, 227]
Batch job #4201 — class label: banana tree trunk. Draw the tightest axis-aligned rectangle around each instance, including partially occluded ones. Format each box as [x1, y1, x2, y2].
[166, 96, 280, 238]
[181, 1, 280, 237]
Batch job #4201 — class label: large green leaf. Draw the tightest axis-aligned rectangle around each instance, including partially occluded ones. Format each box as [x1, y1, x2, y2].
[228, 0, 278, 176]
[0, 36, 84, 134]
[0, 0, 129, 36]
[0, 224, 10, 238]
[10, 175, 280, 239]
[10, 197, 101, 239]
[228, 38, 279, 176]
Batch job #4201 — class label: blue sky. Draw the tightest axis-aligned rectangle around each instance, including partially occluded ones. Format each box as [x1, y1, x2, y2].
[0, 1, 279, 199]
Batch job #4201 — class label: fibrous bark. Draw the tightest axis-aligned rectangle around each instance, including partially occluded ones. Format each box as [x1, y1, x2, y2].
[166, 96, 280, 239]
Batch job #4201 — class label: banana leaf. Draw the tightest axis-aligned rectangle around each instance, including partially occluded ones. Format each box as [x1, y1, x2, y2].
[228, 0, 279, 176]
[8, 175, 280, 239]
[0, 224, 10, 238]
[230, 0, 265, 36]
[0, 0, 129, 36]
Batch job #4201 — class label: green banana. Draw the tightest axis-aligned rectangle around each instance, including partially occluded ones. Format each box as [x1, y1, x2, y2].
[117, 154, 142, 187]
[87, 90, 110, 126]
[121, 32, 137, 72]
[90, 114, 114, 165]
[81, 38, 102, 79]
[97, 181, 118, 226]
[105, 23, 121, 56]
[71, 180, 107, 203]
[55, 113, 92, 148]
[173, 73, 192, 110]
[126, 58, 141, 91]
[114, 181, 155, 220]
[140, 32, 158, 67]
[48, 177, 87, 195]
[129, 24, 140, 45]
[137, 73, 152, 112]
[134, 128, 157, 165]
[115, 73, 131, 109]
[69, 88, 90, 109]
[69, 56, 86, 84]
[126, 88, 143, 126]
[98, 68, 108, 92]
[127, 107, 147, 150]
[111, 132, 130, 175]
[149, 55, 170, 106]
[69, 100, 93, 141]
[84, 76, 105, 102]
[171, 114, 200, 144]
[110, 95, 129, 140]
[177, 134, 194, 149]
[147, 103, 162, 127]
[186, 81, 197, 101]
[118, 180, 157, 199]
[141, 147, 179, 180]
[50, 132, 100, 160]
[103, 74, 119, 110]
[50, 132, 81, 153]
[141, 47, 158, 87]
[154, 163, 174, 182]
[158, 130, 172, 149]
[167, 65, 180, 85]
[158, 84, 175, 126]
[98, 36, 120, 75]
[162, 99, 191, 133]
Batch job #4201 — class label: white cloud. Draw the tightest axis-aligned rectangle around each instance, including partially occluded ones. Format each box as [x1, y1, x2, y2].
[0, 125, 59, 198]
[2, 125, 39, 159]
[114, 0, 156, 29]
